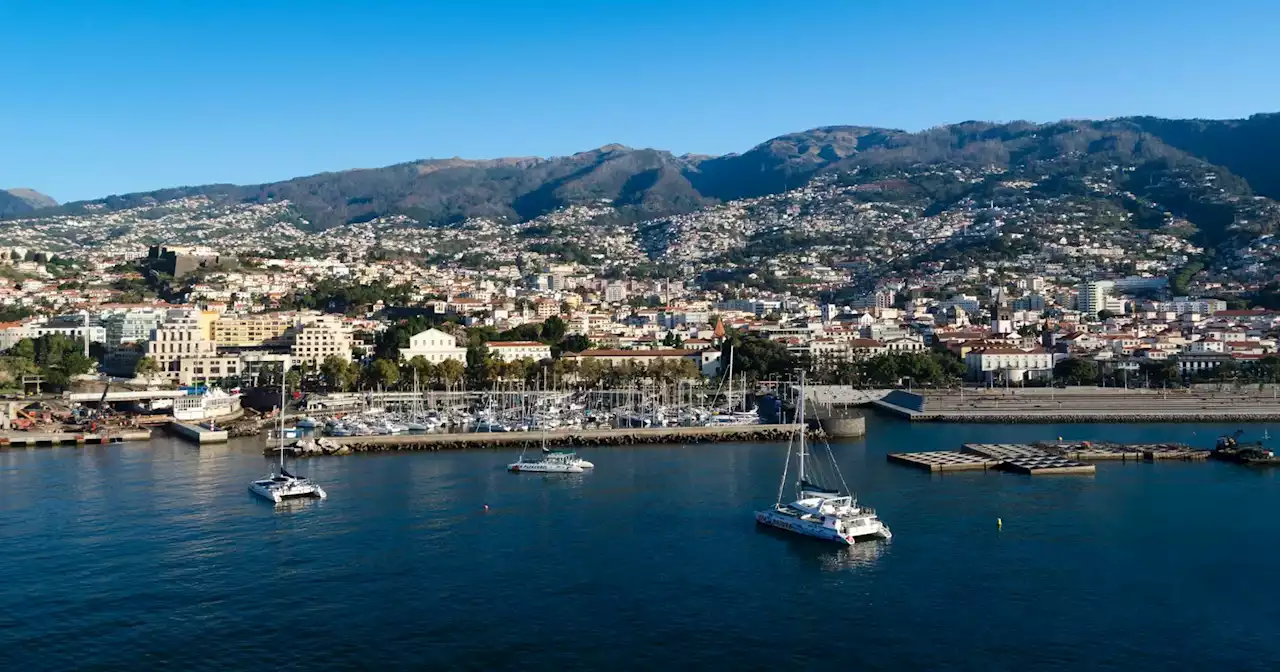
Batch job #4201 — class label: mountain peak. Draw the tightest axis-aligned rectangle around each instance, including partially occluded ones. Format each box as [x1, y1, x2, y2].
[3, 188, 57, 209]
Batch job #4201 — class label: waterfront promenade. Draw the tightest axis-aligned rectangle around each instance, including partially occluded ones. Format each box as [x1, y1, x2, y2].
[898, 387, 1280, 422]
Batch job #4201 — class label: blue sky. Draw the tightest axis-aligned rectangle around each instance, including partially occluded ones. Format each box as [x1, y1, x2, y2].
[3, 0, 1279, 202]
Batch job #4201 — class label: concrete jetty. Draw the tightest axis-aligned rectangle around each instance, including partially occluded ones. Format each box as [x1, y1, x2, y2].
[0, 429, 152, 447]
[277, 424, 804, 457]
[168, 422, 229, 444]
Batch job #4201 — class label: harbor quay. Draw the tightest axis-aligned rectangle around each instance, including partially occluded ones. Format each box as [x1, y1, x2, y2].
[0, 429, 152, 447]
[277, 424, 805, 457]
[849, 387, 1280, 423]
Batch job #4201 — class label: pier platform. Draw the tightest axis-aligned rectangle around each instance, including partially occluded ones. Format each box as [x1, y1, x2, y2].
[280, 424, 803, 457]
[890, 441, 1205, 476]
[168, 422, 229, 444]
[0, 429, 152, 447]
[886, 451, 1000, 472]
[1000, 455, 1095, 475]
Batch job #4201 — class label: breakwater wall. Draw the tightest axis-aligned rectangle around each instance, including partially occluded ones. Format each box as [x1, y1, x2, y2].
[278, 424, 804, 457]
[904, 411, 1280, 423]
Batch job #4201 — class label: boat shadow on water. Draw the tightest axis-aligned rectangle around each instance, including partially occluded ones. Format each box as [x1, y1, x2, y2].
[248, 492, 324, 513]
[754, 523, 889, 571]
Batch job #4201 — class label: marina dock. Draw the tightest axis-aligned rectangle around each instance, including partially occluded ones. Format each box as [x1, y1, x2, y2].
[0, 429, 152, 447]
[887, 441, 1206, 476]
[279, 424, 804, 457]
[168, 422, 229, 444]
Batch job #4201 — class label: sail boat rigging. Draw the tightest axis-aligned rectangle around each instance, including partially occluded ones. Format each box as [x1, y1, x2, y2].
[754, 373, 890, 545]
[249, 382, 327, 503]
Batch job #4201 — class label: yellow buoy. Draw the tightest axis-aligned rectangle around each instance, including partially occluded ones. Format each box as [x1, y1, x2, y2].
[997, 518, 1003, 529]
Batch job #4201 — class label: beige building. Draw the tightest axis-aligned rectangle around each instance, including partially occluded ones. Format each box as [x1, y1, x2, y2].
[214, 313, 295, 347]
[147, 316, 217, 381]
[290, 315, 353, 367]
[563, 348, 721, 377]
[487, 341, 552, 362]
[178, 356, 242, 386]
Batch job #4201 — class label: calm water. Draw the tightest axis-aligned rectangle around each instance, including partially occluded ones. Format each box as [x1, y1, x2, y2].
[3, 417, 1280, 671]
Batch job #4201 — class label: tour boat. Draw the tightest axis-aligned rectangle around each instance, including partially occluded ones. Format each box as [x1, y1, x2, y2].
[507, 450, 584, 473]
[508, 428, 586, 473]
[250, 385, 327, 503]
[755, 375, 890, 545]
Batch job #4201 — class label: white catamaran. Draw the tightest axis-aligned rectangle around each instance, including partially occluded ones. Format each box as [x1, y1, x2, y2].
[507, 426, 590, 473]
[250, 384, 328, 503]
[755, 375, 890, 545]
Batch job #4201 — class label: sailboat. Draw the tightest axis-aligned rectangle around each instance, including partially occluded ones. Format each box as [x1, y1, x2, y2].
[250, 383, 328, 503]
[755, 374, 890, 545]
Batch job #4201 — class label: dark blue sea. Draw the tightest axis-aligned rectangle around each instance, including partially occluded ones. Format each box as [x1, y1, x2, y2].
[3, 417, 1280, 671]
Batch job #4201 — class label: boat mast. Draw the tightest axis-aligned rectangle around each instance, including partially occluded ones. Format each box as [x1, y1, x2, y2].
[796, 372, 806, 493]
[726, 345, 734, 413]
[279, 379, 287, 470]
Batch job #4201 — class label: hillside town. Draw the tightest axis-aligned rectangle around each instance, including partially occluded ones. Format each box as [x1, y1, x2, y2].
[1, 219, 1278, 406]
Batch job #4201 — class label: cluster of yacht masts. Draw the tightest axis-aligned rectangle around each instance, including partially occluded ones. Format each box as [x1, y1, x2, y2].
[293, 360, 769, 438]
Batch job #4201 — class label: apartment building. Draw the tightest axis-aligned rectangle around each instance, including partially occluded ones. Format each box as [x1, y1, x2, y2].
[147, 317, 217, 380]
[214, 312, 296, 347]
[290, 315, 353, 367]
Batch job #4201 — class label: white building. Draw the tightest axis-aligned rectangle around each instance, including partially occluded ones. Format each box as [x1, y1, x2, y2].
[964, 347, 1056, 382]
[1079, 280, 1115, 317]
[102, 308, 166, 349]
[486, 341, 552, 362]
[400, 328, 467, 364]
[604, 282, 628, 303]
[290, 315, 353, 367]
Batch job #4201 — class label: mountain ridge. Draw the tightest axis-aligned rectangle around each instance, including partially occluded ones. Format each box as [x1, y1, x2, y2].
[7, 113, 1280, 236]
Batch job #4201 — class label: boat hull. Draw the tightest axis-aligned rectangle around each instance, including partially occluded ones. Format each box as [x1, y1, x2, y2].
[755, 509, 853, 545]
[249, 481, 327, 503]
[507, 463, 583, 473]
[755, 508, 891, 544]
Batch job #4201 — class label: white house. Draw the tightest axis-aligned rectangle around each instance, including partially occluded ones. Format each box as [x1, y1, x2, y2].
[400, 328, 467, 364]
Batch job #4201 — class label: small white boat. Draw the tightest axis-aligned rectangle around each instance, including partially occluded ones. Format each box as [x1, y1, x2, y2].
[508, 452, 584, 473]
[250, 469, 328, 503]
[509, 431, 585, 473]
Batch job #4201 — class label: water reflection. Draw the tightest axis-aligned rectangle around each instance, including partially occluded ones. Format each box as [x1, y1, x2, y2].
[819, 541, 888, 572]
[756, 524, 889, 571]
[271, 497, 324, 514]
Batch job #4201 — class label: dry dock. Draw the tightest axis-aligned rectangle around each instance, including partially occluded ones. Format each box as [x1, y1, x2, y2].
[279, 424, 804, 457]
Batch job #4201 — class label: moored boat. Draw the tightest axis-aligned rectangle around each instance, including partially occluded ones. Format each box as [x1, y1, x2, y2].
[755, 374, 890, 545]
